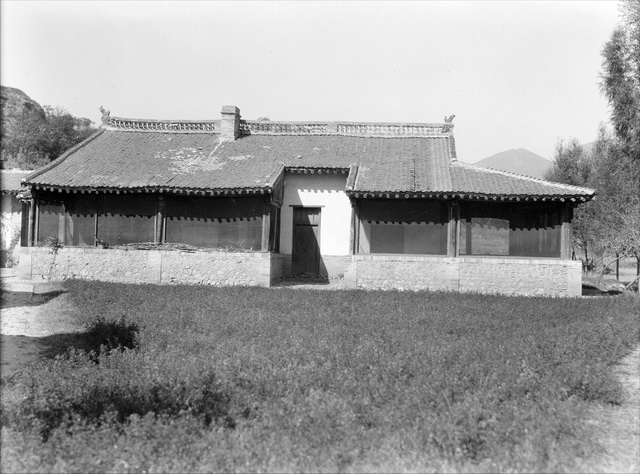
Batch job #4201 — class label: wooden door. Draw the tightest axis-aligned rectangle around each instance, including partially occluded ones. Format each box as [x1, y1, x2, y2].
[291, 207, 321, 275]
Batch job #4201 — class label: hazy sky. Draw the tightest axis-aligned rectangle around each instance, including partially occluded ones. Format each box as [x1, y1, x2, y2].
[1, 1, 620, 163]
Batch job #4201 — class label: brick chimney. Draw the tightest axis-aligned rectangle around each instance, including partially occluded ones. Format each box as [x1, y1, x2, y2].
[220, 105, 240, 141]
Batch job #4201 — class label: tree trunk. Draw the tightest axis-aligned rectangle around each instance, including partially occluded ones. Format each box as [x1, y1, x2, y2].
[597, 256, 624, 286]
[584, 245, 589, 274]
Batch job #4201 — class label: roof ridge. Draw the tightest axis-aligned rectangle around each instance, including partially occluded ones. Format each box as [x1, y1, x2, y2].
[105, 116, 220, 133]
[240, 120, 454, 138]
[23, 129, 106, 184]
[452, 161, 596, 194]
[102, 117, 456, 138]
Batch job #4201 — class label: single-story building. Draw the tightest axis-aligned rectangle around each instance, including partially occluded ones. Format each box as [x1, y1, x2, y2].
[17, 106, 595, 295]
[1, 169, 30, 267]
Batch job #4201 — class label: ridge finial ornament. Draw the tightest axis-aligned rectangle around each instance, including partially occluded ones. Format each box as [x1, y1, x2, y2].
[444, 114, 455, 123]
[99, 106, 111, 125]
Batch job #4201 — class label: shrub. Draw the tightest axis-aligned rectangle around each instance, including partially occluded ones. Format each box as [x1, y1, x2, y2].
[83, 316, 139, 356]
[5, 349, 235, 441]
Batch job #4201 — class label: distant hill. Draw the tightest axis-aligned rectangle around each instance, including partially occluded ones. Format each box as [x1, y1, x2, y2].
[473, 149, 552, 179]
[0, 86, 47, 134]
[1, 85, 97, 170]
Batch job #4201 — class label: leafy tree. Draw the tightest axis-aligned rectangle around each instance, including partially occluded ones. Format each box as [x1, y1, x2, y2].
[548, 1, 640, 288]
[584, 127, 640, 288]
[599, 0, 640, 287]
[600, 0, 640, 163]
[545, 127, 640, 288]
[40, 106, 96, 160]
[1, 106, 97, 170]
[545, 139, 597, 262]
[544, 139, 591, 186]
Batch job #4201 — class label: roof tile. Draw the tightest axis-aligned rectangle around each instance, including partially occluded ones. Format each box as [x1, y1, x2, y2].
[450, 162, 594, 197]
[1, 170, 31, 194]
[23, 126, 595, 199]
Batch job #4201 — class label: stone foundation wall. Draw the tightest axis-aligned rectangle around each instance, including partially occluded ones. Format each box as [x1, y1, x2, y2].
[354, 255, 582, 296]
[17, 247, 583, 296]
[355, 255, 459, 291]
[458, 258, 582, 296]
[20, 247, 277, 287]
[161, 252, 273, 286]
[29, 248, 159, 284]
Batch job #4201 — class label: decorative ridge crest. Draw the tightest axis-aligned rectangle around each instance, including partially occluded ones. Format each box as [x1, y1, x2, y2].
[103, 114, 220, 133]
[240, 120, 454, 137]
[99, 109, 454, 136]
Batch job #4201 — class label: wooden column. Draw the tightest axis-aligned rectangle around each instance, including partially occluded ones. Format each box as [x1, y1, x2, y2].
[94, 193, 100, 245]
[351, 200, 361, 255]
[58, 201, 66, 243]
[27, 196, 36, 247]
[349, 199, 357, 255]
[273, 205, 281, 253]
[560, 202, 573, 260]
[465, 218, 472, 255]
[448, 203, 459, 257]
[261, 196, 271, 251]
[156, 194, 165, 244]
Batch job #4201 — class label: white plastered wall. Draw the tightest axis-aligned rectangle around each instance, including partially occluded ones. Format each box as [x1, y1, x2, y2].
[1, 194, 23, 265]
[279, 173, 351, 256]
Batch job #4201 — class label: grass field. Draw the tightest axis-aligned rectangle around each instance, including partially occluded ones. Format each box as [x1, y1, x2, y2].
[1, 280, 639, 473]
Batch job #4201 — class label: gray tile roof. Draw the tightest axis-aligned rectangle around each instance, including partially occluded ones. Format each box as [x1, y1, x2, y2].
[449, 162, 594, 198]
[23, 119, 595, 201]
[1, 170, 31, 194]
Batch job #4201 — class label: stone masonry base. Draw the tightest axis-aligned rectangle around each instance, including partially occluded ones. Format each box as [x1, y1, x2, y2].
[18, 247, 282, 287]
[18, 248, 582, 296]
[355, 255, 582, 297]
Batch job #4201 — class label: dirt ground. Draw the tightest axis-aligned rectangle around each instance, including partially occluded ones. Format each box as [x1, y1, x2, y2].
[0, 288, 638, 472]
[583, 258, 640, 294]
[0, 291, 84, 376]
[571, 346, 640, 474]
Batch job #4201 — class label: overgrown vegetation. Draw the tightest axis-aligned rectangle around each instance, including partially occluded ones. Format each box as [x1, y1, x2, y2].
[545, 0, 640, 288]
[545, 133, 639, 286]
[1, 281, 638, 472]
[0, 98, 97, 170]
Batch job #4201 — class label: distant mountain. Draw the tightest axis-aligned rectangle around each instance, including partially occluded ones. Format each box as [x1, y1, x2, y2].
[473, 148, 552, 179]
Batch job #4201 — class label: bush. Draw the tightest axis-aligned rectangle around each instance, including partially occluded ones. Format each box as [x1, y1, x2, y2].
[4, 349, 235, 441]
[83, 317, 139, 356]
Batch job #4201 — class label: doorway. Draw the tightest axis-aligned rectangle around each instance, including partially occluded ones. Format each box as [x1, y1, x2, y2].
[291, 207, 321, 275]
